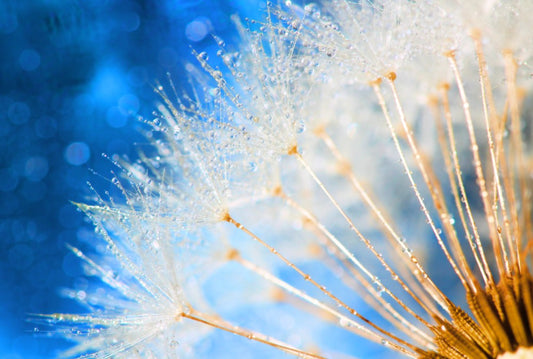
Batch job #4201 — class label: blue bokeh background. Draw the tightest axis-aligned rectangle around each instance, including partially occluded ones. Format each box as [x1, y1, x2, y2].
[0, 1, 265, 357]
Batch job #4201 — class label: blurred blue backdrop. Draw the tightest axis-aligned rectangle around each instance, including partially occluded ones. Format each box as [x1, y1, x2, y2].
[0, 1, 265, 357]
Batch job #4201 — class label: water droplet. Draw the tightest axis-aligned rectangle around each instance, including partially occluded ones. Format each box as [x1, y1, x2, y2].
[198, 52, 208, 61]
[339, 317, 350, 327]
[296, 121, 305, 133]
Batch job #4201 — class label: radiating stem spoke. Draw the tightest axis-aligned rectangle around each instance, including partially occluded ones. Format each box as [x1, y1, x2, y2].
[181, 308, 326, 359]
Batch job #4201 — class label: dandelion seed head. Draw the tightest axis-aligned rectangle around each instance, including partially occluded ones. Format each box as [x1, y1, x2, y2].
[39, 1, 533, 358]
